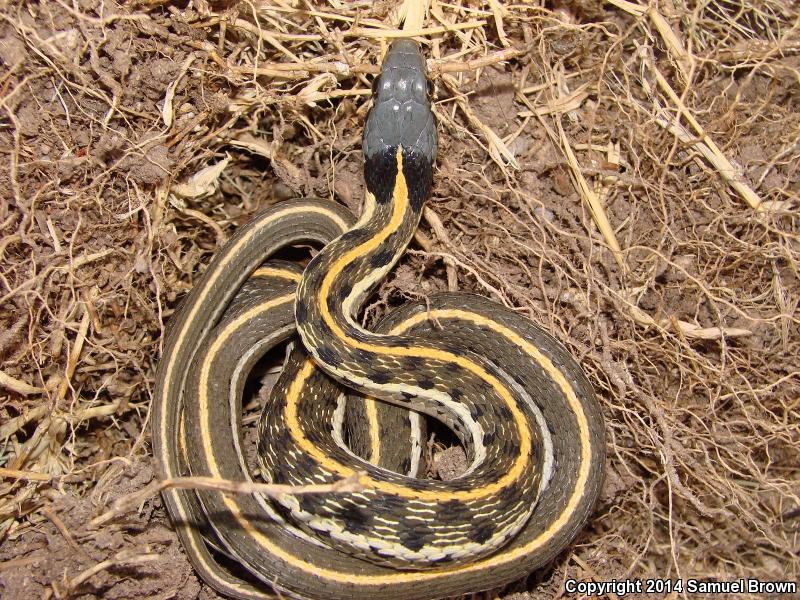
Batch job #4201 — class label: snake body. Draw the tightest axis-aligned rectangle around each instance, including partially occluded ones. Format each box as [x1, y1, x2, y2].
[152, 39, 605, 599]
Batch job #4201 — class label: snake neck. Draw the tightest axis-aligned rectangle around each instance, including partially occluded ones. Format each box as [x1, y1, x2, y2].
[295, 145, 433, 369]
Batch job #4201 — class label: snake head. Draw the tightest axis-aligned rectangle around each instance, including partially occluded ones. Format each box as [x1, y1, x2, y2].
[363, 39, 438, 167]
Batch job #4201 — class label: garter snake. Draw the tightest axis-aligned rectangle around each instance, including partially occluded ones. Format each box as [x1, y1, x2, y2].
[152, 39, 605, 599]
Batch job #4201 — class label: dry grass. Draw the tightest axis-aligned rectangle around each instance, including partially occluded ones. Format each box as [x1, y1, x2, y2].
[1, 0, 798, 598]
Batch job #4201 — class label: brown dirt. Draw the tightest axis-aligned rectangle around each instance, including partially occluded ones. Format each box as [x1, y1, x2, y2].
[1, 1, 798, 599]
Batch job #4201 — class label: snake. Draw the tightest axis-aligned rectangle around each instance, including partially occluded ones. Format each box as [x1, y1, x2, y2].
[151, 39, 605, 599]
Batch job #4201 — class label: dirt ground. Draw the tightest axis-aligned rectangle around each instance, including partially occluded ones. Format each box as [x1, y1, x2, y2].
[1, 1, 798, 599]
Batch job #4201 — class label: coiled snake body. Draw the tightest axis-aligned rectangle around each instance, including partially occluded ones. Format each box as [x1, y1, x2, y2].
[152, 39, 605, 600]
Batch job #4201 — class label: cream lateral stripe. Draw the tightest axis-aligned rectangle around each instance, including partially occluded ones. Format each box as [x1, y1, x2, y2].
[354, 191, 377, 229]
[366, 399, 382, 464]
[309, 150, 532, 501]
[199, 305, 593, 585]
[409, 411, 422, 476]
[253, 267, 303, 281]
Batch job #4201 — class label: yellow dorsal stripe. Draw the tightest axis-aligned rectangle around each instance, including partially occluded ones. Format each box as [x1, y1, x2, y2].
[213, 306, 593, 585]
[295, 147, 532, 501]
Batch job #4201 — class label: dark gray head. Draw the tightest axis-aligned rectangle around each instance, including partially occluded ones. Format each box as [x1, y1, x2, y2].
[362, 39, 438, 165]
